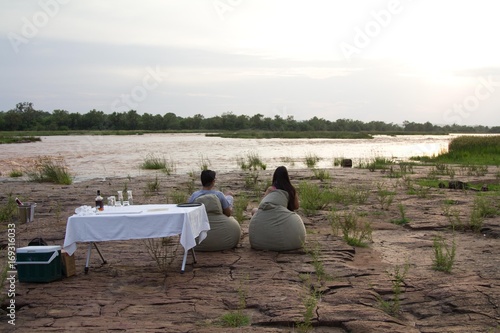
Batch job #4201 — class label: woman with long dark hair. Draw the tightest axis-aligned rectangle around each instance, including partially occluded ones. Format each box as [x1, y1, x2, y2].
[249, 166, 305, 251]
[266, 166, 299, 211]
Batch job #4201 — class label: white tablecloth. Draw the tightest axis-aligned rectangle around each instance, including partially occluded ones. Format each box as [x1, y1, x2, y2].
[63, 204, 210, 255]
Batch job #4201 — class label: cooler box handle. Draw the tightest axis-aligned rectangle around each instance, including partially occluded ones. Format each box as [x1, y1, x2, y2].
[16, 251, 59, 265]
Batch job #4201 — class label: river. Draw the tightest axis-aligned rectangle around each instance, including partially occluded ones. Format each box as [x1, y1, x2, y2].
[0, 133, 462, 181]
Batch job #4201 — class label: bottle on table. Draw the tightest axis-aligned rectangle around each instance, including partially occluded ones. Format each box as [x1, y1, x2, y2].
[95, 190, 104, 211]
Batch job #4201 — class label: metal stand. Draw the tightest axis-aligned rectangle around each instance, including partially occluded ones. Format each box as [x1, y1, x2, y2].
[84, 242, 107, 274]
[180, 248, 197, 274]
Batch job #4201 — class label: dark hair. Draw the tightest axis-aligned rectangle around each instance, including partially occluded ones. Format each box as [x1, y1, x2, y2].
[272, 166, 297, 211]
[201, 170, 216, 187]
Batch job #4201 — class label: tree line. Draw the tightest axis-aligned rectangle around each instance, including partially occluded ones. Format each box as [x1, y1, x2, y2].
[1, 102, 499, 133]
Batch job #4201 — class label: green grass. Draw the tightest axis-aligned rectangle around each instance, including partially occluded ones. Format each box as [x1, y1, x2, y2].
[0, 135, 41, 144]
[207, 130, 373, 139]
[298, 182, 333, 215]
[329, 209, 372, 247]
[26, 156, 73, 184]
[432, 235, 456, 273]
[305, 153, 320, 168]
[411, 135, 500, 165]
[236, 152, 266, 171]
[219, 278, 250, 327]
[359, 156, 394, 171]
[0, 193, 17, 223]
[141, 153, 167, 170]
[233, 195, 249, 224]
[8, 170, 23, 177]
[377, 263, 410, 316]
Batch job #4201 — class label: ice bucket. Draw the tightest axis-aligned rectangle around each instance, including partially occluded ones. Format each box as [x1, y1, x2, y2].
[18, 202, 36, 223]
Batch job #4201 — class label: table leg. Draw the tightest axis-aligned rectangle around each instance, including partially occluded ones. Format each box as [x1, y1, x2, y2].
[191, 249, 197, 264]
[181, 249, 188, 274]
[94, 243, 107, 264]
[84, 242, 107, 274]
[85, 243, 92, 274]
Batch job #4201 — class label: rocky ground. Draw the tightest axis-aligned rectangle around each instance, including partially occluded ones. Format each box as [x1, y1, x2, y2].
[1, 165, 499, 333]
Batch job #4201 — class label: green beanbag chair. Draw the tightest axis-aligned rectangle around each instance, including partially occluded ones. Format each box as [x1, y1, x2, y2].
[194, 194, 241, 251]
[249, 189, 306, 251]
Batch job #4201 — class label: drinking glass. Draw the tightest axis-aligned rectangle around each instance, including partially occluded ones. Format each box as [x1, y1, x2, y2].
[107, 196, 116, 207]
[117, 191, 124, 206]
[127, 190, 133, 205]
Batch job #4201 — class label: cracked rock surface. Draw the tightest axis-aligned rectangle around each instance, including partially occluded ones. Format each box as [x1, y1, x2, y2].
[1, 166, 499, 332]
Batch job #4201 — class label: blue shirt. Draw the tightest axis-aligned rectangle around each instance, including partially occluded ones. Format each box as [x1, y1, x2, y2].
[188, 190, 231, 209]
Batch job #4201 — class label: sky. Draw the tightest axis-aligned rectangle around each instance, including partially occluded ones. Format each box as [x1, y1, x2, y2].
[1, 0, 500, 126]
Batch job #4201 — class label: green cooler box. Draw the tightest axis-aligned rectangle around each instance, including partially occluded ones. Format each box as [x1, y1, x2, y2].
[16, 245, 62, 283]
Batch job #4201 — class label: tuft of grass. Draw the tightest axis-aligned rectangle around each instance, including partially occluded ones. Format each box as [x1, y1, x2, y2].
[305, 153, 320, 169]
[145, 175, 161, 194]
[0, 193, 17, 222]
[141, 153, 167, 170]
[376, 183, 395, 210]
[233, 194, 249, 224]
[170, 191, 188, 204]
[432, 235, 456, 273]
[304, 242, 331, 283]
[391, 203, 410, 225]
[236, 151, 266, 171]
[377, 262, 410, 316]
[330, 185, 370, 205]
[329, 209, 372, 247]
[359, 156, 393, 172]
[26, 156, 72, 184]
[312, 168, 330, 181]
[298, 182, 333, 216]
[219, 279, 251, 327]
[198, 154, 211, 171]
[9, 169, 23, 177]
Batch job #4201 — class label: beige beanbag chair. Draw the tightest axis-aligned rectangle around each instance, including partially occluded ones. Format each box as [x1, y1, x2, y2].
[249, 189, 306, 251]
[194, 194, 241, 251]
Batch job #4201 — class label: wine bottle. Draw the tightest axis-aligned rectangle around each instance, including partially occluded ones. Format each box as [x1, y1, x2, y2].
[95, 190, 104, 211]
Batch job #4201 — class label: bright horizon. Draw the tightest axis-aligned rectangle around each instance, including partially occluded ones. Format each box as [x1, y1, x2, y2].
[1, 0, 499, 126]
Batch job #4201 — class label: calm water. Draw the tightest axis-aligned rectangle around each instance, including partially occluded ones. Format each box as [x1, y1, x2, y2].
[1, 133, 459, 181]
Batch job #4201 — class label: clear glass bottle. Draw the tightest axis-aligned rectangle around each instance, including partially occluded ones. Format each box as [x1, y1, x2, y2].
[95, 190, 104, 211]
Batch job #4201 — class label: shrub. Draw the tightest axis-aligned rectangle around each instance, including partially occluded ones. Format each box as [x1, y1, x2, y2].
[143, 236, 180, 274]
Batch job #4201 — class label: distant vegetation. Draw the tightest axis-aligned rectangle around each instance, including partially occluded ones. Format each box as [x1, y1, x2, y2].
[1, 102, 499, 139]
